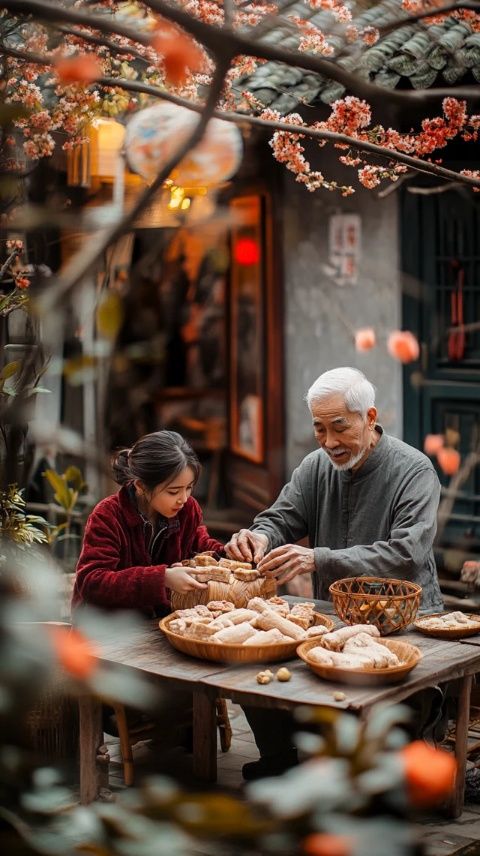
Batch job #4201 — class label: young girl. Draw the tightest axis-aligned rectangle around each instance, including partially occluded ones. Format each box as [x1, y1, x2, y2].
[72, 430, 224, 615]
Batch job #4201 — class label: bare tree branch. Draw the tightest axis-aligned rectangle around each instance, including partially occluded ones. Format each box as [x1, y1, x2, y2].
[0, 250, 18, 280]
[407, 182, 463, 194]
[377, 1, 480, 38]
[377, 171, 416, 197]
[54, 24, 151, 64]
[436, 448, 480, 544]
[223, 0, 235, 27]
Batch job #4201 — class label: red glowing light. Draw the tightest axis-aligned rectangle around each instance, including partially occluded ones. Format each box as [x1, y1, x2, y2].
[233, 237, 260, 266]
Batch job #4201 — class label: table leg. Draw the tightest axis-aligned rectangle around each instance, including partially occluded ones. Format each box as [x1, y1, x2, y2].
[445, 674, 473, 819]
[193, 689, 217, 782]
[79, 695, 104, 804]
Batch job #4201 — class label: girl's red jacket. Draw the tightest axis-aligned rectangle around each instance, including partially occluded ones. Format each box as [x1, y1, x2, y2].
[71, 486, 224, 614]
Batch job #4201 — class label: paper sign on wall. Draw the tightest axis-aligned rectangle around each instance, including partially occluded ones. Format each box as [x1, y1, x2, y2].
[328, 214, 361, 286]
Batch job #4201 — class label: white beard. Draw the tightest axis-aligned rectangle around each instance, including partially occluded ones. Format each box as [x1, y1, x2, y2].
[321, 445, 369, 472]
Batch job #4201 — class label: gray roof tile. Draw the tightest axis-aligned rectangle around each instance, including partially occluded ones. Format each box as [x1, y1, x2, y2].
[235, 0, 479, 111]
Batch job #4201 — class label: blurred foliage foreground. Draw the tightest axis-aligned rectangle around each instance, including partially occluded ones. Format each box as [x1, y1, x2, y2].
[0, 544, 458, 856]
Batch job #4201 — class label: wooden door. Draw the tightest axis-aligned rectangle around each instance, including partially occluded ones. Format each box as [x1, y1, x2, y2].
[226, 191, 285, 515]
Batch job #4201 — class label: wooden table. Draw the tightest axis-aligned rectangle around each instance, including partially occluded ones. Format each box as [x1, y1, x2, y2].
[79, 600, 480, 817]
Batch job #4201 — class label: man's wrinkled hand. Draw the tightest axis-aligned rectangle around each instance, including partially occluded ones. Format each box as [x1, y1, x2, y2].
[225, 530, 268, 564]
[257, 544, 315, 585]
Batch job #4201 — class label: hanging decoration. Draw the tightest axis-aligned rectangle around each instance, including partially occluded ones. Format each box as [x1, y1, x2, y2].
[124, 102, 243, 188]
[67, 118, 137, 187]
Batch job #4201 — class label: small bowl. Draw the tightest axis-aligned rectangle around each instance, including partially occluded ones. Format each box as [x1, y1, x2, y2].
[329, 576, 422, 635]
[297, 637, 422, 686]
[414, 612, 480, 640]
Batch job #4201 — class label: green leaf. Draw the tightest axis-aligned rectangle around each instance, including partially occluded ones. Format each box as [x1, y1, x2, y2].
[24, 387, 51, 396]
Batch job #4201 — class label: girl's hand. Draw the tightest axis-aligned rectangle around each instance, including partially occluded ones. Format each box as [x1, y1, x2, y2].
[165, 567, 207, 593]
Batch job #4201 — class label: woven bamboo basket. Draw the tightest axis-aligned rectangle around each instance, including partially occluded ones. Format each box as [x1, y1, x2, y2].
[414, 612, 480, 640]
[329, 576, 422, 635]
[297, 637, 422, 686]
[160, 611, 335, 664]
[171, 575, 277, 612]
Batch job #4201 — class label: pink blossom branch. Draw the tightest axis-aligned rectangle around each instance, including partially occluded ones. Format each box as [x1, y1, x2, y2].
[4, 0, 480, 108]
[3, 21, 480, 193]
[4, 31, 478, 191]
[95, 75, 480, 189]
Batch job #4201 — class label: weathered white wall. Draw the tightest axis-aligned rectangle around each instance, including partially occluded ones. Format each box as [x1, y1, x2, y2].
[281, 154, 403, 475]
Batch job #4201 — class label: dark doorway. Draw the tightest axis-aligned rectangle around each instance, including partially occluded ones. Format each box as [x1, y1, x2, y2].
[401, 187, 480, 552]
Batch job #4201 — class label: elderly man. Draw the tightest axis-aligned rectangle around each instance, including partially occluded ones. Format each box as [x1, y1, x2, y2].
[226, 366, 444, 779]
[227, 366, 443, 609]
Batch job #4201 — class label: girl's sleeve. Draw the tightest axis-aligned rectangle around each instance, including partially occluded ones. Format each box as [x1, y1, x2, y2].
[74, 506, 168, 609]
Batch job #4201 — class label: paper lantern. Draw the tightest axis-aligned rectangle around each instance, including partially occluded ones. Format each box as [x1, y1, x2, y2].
[67, 118, 136, 187]
[88, 118, 125, 179]
[124, 102, 242, 187]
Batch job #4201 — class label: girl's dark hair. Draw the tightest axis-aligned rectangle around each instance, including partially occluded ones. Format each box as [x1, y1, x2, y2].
[112, 431, 200, 490]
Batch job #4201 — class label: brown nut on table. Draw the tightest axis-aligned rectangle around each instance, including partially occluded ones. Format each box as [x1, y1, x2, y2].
[256, 671, 272, 685]
[276, 667, 292, 682]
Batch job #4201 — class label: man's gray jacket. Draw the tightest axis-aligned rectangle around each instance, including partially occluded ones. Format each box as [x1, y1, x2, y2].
[251, 428, 444, 611]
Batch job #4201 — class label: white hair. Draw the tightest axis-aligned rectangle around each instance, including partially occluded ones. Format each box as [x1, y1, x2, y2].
[306, 367, 375, 417]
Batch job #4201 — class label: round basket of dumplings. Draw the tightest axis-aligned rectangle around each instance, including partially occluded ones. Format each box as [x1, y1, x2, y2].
[297, 624, 422, 686]
[414, 611, 480, 640]
[160, 596, 335, 664]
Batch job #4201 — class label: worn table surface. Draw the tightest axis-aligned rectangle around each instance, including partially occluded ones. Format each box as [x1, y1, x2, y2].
[95, 599, 480, 713]
[81, 598, 480, 816]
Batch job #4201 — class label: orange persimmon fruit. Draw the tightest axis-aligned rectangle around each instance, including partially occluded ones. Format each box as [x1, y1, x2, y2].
[48, 626, 99, 680]
[354, 327, 376, 352]
[423, 434, 444, 456]
[437, 447, 461, 476]
[401, 740, 456, 807]
[302, 834, 353, 856]
[387, 330, 420, 363]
